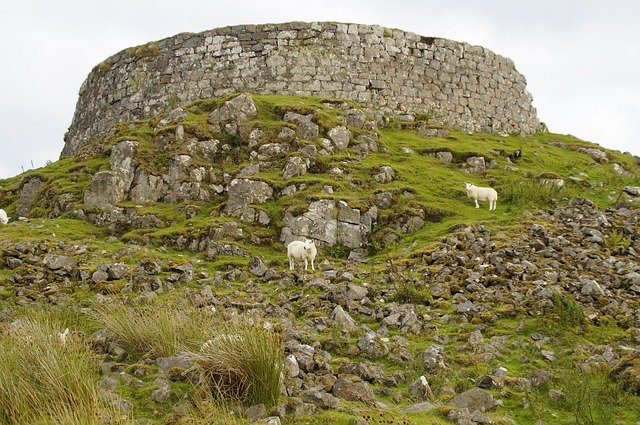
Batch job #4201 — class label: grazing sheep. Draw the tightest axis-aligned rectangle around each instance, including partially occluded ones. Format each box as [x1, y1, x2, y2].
[287, 239, 317, 271]
[0, 209, 8, 225]
[465, 183, 498, 211]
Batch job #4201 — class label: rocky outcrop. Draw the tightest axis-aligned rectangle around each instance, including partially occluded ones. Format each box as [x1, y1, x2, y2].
[281, 200, 378, 249]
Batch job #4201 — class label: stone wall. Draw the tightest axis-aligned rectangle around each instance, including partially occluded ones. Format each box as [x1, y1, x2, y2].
[62, 22, 540, 157]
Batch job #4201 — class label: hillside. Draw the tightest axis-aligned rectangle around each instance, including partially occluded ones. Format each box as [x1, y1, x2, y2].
[0, 93, 639, 424]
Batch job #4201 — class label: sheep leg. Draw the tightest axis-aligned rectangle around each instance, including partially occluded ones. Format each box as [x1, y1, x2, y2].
[304, 259, 308, 270]
[311, 258, 315, 271]
[289, 257, 294, 271]
[475, 198, 479, 208]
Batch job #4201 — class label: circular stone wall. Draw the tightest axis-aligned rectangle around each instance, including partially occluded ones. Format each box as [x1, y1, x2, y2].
[62, 21, 540, 157]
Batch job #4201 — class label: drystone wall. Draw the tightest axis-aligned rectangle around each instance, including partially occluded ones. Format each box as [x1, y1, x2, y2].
[62, 22, 540, 157]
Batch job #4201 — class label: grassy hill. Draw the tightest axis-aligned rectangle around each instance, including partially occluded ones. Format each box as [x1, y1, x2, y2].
[0, 94, 639, 424]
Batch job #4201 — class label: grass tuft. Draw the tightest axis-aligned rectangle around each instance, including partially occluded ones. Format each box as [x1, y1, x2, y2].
[190, 320, 284, 408]
[0, 315, 116, 424]
[94, 303, 216, 359]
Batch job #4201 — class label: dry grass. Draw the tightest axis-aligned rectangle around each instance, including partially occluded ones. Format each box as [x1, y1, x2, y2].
[0, 315, 119, 424]
[93, 302, 217, 358]
[190, 320, 284, 408]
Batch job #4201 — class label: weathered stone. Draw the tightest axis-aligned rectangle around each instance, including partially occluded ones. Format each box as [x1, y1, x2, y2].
[463, 156, 486, 173]
[43, 254, 77, 271]
[357, 331, 389, 359]
[331, 305, 358, 332]
[332, 377, 386, 408]
[248, 257, 268, 277]
[14, 177, 44, 218]
[208, 94, 257, 135]
[225, 179, 273, 216]
[283, 156, 308, 179]
[408, 375, 434, 401]
[450, 387, 501, 412]
[328, 126, 351, 149]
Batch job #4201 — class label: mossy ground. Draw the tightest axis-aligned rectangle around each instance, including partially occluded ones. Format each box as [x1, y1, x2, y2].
[0, 94, 639, 424]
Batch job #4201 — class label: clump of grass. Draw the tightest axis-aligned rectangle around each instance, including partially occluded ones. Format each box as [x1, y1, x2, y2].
[0, 316, 114, 424]
[500, 179, 567, 207]
[559, 370, 633, 425]
[94, 303, 216, 358]
[389, 282, 432, 305]
[190, 320, 284, 408]
[604, 230, 631, 250]
[550, 291, 585, 327]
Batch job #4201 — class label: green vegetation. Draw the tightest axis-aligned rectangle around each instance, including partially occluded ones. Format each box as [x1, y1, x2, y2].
[94, 302, 217, 358]
[191, 320, 284, 408]
[0, 315, 121, 424]
[0, 93, 638, 424]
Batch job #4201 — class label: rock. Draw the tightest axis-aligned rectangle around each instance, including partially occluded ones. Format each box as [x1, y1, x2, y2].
[248, 257, 268, 277]
[580, 278, 605, 296]
[244, 404, 267, 422]
[301, 390, 339, 409]
[357, 331, 389, 359]
[577, 147, 608, 163]
[281, 199, 373, 249]
[283, 156, 309, 179]
[331, 305, 358, 332]
[436, 151, 453, 163]
[343, 109, 368, 128]
[225, 179, 273, 216]
[462, 156, 486, 174]
[408, 375, 434, 401]
[284, 112, 319, 140]
[449, 387, 501, 412]
[156, 353, 193, 373]
[401, 401, 437, 413]
[421, 345, 449, 373]
[150, 377, 171, 403]
[373, 166, 395, 183]
[157, 107, 187, 127]
[84, 171, 121, 208]
[332, 376, 387, 408]
[130, 170, 164, 203]
[209, 94, 257, 135]
[283, 354, 300, 378]
[612, 163, 632, 177]
[338, 362, 384, 383]
[327, 125, 351, 149]
[258, 143, 289, 160]
[622, 186, 640, 197]
[237, 162, 260, 178]
[14, 177, 44, 219]
[42, 254, 77, 271]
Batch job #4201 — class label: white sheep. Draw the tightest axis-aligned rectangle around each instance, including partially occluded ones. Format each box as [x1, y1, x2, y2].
[287, 239, 317, 271]
[465, 183, 498, 211]
[0, 209, 9, 225]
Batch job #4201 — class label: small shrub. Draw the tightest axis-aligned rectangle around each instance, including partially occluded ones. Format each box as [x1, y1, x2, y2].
[604, 230, 631, 250]
[560, 370, 631, 425]
[389, 283, 432, 305]
[500, 179, 566, 207]
[550, 291, 585, 327]
[190, 320, 283, 408]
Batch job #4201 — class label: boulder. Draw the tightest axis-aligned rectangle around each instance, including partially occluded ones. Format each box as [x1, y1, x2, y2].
[327, 126, 351, 149]
[208, 94, 257, 135]
[225, 179, 273, 216]
[449, 387, 501, 412]
[14, 177, 44, 218]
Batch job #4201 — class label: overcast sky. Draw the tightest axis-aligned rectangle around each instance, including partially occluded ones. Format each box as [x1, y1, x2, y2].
[1, 0, 638, 179]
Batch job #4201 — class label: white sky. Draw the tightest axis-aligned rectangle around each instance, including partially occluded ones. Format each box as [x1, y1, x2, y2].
[1, 0, 639, 179]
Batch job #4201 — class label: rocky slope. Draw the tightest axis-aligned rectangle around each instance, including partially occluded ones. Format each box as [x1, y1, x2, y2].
[0, 93, 639, 424]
